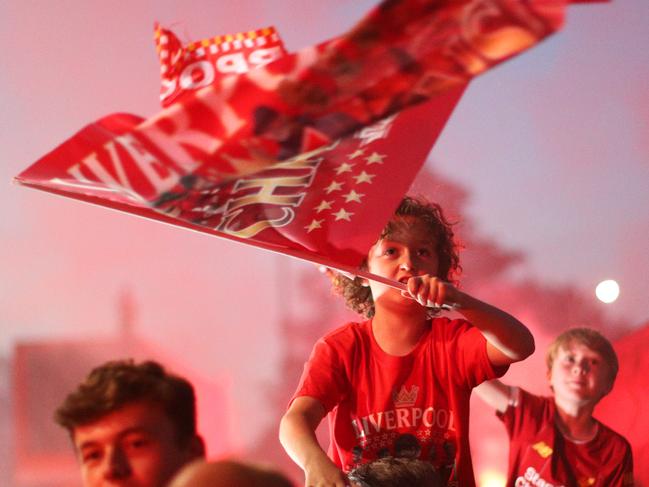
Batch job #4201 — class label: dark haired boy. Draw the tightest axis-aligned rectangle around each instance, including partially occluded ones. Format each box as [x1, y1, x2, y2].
[348, 456, 441, 487]
[280, 196, 535, 487]
[55, 359, 205, 487]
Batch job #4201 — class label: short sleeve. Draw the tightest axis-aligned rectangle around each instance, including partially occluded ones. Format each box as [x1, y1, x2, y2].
[290, 334, 351, 413]
[441, 317, 509, 388]
[498, 388, 551, 439]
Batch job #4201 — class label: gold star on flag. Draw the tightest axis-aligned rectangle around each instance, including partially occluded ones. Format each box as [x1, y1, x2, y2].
[335, 162, 354, 175]
[365, 152, 386, 165]
[333, 208, 353, 221]
[354, 171, 375, 184]
[347, 148, 365, 159]
[343, 190, 364, 203]
[305, 219, 324, 233]
[314, 200, 333, 213]
[325, 180, 344, 194]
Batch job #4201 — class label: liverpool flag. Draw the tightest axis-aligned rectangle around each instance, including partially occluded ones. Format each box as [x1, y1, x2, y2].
[15, 0, 586, 275]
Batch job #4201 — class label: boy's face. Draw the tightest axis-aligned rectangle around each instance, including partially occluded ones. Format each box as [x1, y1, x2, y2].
[72, 401, 202, 487]
[548, 342, 612, 406]
[366, 217, 439, 306]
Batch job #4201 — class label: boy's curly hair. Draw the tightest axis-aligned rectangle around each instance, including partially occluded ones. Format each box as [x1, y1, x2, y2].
[55, 359, 197, 446]
[333, 196, 461, 318]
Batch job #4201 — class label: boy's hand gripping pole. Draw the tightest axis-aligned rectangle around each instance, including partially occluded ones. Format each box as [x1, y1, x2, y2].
[319, 264, 459, 311]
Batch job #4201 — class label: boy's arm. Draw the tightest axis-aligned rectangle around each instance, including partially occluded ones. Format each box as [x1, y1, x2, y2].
[406, 277, 535, 366]
[474, 379, 515, 414]
[455, 292, 535, 367]
[279, 396, 348, 487]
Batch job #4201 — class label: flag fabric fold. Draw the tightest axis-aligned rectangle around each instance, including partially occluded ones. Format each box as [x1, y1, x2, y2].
[154, 24, 288, 107]
[18, 89, 466, 270]
[16, 0, 575, 273]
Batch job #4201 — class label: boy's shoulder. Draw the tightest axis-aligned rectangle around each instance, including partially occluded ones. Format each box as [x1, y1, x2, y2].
[534, 393, 632, 451]
[319, 320, 371, 344]
[518, 387, 553, 405]
[595, 419, 633, 452]
[500, 387, 555, 419]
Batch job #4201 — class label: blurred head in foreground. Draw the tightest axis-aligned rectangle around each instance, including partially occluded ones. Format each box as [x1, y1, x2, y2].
[169, 459, 294, 487]
[347, 457, 441, 487]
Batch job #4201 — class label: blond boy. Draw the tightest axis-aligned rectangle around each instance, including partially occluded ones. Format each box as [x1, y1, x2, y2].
[475, 327, 634, 487]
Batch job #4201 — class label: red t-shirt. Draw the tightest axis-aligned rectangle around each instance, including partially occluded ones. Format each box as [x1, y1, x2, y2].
[498, 388, 634, 487]
[292, 317, 505, 487]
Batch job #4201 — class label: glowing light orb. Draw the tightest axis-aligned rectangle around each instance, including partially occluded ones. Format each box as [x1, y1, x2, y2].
[595, 279, 620, 303]
[479, 470, 506, 487]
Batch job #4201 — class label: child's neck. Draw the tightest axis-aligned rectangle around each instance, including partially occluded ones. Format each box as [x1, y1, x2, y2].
[372, 305, 429, 356]
[554, 399, 599, 443]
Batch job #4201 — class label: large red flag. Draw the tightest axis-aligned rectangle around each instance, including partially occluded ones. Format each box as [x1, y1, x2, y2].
[15, 0, 584, 276]
[16, 0, 571, 193]
[16, 88, 465, 273]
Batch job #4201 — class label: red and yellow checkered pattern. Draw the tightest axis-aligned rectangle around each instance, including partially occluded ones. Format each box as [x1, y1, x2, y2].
[153, 24, 286, 106]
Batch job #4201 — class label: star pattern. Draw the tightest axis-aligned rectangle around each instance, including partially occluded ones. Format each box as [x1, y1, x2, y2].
[304, 130, 394, 233]
[417, 428, 433, 443]
[314, 200, 333, 213]
[335, 162, 354, 175]
[343, 190, 364, 203]
[333, 208, 353, 221]
[354, 171, 375, 184]
[364, 431, 398, 450]
[324, 180, 344, 194]
[305, 219, 324, 233]
[365, 152, 386, 165]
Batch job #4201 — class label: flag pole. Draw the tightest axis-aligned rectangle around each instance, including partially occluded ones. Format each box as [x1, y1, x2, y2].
[319, 263, 458, 311]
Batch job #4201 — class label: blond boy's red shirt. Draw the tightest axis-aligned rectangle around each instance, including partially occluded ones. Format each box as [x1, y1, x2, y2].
[498, 388, 634, 487]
